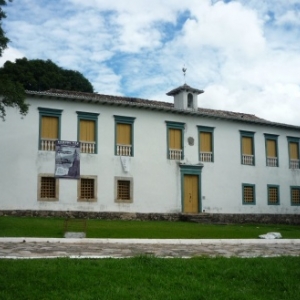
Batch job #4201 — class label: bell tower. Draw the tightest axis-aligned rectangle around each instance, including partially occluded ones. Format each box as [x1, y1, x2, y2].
[166, 83, 204, 110]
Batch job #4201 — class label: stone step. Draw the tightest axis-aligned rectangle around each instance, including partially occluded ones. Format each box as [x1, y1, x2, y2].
[180, 213, 213, 223]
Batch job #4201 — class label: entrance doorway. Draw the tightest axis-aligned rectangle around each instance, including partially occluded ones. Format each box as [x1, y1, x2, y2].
[183, 175, 199, 213]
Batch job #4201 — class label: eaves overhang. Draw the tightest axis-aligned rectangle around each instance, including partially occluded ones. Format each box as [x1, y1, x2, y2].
[25, 90, 300, 131]
[166, 84, 204, 96]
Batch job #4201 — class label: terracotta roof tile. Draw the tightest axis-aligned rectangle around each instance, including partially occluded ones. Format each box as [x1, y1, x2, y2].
[26, 89, 300, 130]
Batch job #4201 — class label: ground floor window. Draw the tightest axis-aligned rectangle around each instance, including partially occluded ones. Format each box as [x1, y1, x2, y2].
[268, 185, 280, 205]
[78, 176, 97, 202]
[115, 177, 133, 203]
[242, 184, 255, 205]
[291, 187, 300, 206]
[38, 174, 59, 201]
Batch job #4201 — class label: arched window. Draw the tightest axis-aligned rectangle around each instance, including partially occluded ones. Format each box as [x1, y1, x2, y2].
[187, 93, 193, 108]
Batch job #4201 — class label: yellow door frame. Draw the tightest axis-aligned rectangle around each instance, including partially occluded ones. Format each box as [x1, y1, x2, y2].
[179, 164, 203, 213]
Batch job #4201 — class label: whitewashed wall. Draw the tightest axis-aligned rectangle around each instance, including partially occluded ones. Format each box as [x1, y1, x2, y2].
[0, 96, 299, 214]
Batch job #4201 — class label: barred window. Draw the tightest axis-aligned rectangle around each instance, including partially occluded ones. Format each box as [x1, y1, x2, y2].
[115, 177, 133, 203]
[118, 181, 130, 200]
[38, 175, 59, 201]
[268, 186, 279, 205]
[291, 187, 300, 205]
[78, 176, 97, 202]
[242, 184, 255, 205]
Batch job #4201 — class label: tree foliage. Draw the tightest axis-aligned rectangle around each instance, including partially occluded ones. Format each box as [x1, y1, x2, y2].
[0, 0, 28, 120]
[0, 76, 27, 119]
[0, 0, 94, 120]
[0, 58, 94, 92]
[0, 0, 11, 56]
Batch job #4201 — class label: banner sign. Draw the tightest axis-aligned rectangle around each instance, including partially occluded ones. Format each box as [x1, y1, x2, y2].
[55, 140, 80, 179]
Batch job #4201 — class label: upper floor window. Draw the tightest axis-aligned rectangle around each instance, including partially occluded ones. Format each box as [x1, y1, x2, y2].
[77, 111, 99, 154]
[287, 137, 299, 169]
[114, 115, 135, 156]
[198, 126, 214, 162]
[264, 134, 279, 167]
[166, 121, 185, 160]
[38, 107, 62, 151]
[240, 131, 255, 166]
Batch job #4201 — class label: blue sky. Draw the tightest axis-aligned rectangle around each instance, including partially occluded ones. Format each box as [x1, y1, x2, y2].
[1, 0, 300, 125]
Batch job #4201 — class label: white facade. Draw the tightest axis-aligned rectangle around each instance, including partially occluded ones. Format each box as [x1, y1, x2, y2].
[0, 86, 300, 215]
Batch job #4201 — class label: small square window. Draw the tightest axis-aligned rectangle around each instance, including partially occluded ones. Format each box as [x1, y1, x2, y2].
[78, 176, 97, 202]
[242, 184, 255, 205]
[118, 181, 130, 200]
[291, 187, 300, 206]
[268, 185, 279, 205]
[115, 177, 133, 203]
[38, 174, 59, 201]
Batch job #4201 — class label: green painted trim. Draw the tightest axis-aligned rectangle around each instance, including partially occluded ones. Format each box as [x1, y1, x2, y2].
[240, 130, 255, 165]
[264, 134, 279, 167]
[287, 137, 300, 169]
[242, 183, 256, 205]
[165, 121, 185, 129]
[179, 164, 203, 213]
[38, 107, 63, 150]
[114, 115, 135, 156]
[166, 121, 185, 159]
[38, 107, 63, 116]
[290, 186, 300, 206]
[76, 111, 100, 119]
[76, 111, 100, 154]
[267, 184, 280, 205]
[114, 115, 136, 124]
[197, 126, 215, 162]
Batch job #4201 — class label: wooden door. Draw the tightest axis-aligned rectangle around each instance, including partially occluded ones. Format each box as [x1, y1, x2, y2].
[183, 175, 199, 213]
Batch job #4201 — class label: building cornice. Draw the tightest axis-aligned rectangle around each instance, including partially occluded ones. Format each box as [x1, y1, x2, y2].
[25, 90, 300, 131]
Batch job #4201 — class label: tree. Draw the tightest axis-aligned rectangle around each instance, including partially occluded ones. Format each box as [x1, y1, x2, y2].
[0, 0, 11, 56]
[0, 1, 94, 120]
[0, 0, 28, 120]
[0, 58, 94, 93]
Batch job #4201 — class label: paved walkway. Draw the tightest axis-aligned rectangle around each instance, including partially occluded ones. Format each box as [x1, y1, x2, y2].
[0, 238, 300, 258]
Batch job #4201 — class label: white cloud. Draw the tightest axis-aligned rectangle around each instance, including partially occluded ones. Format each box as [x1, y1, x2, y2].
[1, 0, 300, 125]
[0, 47, 24, 67]
[276, 10, 300, 26]
[182, 1, 266, 58]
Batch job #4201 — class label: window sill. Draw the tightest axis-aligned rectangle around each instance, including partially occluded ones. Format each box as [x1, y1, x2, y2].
[77, 199, 97, 202]
[115, 199, 133, 203]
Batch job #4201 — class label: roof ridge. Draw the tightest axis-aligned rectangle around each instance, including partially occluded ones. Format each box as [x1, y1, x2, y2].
[25, 89, 300, 130]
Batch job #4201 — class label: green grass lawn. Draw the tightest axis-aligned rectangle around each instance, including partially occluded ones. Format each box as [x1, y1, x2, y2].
[0, 216, 299, 238]
[1, 256, 299, 300]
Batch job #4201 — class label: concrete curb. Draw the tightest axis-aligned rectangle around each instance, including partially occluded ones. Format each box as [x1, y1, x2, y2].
[1, 238, 300, 244]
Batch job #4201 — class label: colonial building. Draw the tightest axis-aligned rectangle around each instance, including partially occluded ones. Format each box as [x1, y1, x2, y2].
[0, 84, 300, 217]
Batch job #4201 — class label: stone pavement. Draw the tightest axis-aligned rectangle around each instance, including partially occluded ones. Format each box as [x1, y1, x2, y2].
[0, 238, 300, 258]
